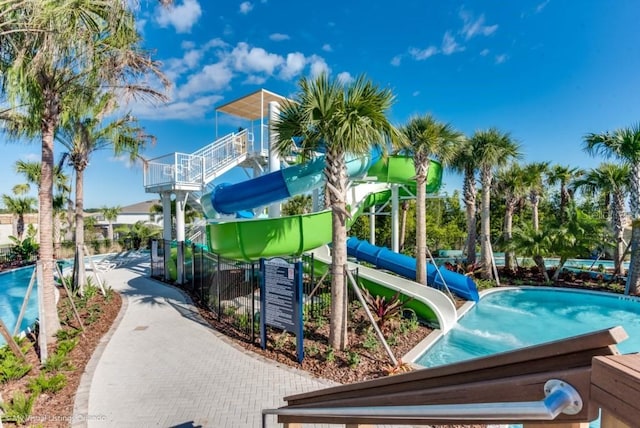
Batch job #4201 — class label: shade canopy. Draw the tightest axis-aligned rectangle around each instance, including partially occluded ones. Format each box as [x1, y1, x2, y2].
[215, 89, 291, 121]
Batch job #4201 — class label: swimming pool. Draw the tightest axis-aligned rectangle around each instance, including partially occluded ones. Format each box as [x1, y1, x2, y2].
[0, 266, 38, 346]
[415, 287, 640, 368]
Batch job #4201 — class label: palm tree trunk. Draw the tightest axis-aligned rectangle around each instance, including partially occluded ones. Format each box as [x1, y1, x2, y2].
[533, 255, 550, 282]
[325, 148, 348, 350]
[626, 219, 640, 295]
[39, 95, 62, 342]
[415, 161, 428, 285]
[503, 201, 516, 271]
[531, 193, 540, 231]
[74, 168, 87, 294]
[17, 214, 24, 240]
[552, 257, 567, 281]
[479, 166, 492, 279]
[612, 191, 625, 276]
[463, 168, 477, 264]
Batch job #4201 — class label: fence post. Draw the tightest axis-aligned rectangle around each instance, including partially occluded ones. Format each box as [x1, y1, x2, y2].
[216, 253, 221, 321]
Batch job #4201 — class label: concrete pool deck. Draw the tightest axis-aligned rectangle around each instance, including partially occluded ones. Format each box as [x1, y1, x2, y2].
[71, 261, 337, 427]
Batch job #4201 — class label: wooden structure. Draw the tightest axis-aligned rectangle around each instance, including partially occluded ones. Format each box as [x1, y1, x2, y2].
[263, 327, 638, 427]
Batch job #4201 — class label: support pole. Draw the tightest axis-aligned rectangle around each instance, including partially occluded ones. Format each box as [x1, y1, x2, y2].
[268, 101, 281, 218]
[13, 268, 36, 336]
[345, 267, 397, 366]
[175, 191, 187, 285]
[161, 192, 172, 282]
[391, 184, 399, 253]
[369, 205, 376, 246]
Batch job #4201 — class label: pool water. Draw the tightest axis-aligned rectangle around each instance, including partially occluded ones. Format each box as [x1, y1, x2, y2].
[416, 287, 640, 368]
[0, 266, 38, 345]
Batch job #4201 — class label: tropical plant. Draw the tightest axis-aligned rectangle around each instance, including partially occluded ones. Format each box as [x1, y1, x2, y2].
[272, 73, 398, 350]
[58, 93, 155, 294]
[360, 288, 405, 328]
[547, 164, 584, 224]
[584, 124, 640, 294]
[470, 128, 522, 279]
[493, 163, 527, 271]
[100, 206, 121, 245]
[398, 114, 463, 285]
[450, 136, 479, 264]
[115, 221, 161, 250]
[0, 0, 168, 342]
[0, 391, 36, 425]
[522, 162, 550, 231]
[1, 193, 36, 240]
[281, 194, 313, 216]
[573, 163, 630, 275]
[8, 227, 39, 262]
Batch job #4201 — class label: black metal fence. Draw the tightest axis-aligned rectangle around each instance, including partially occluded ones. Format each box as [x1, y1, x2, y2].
[149, 239, 360, 345]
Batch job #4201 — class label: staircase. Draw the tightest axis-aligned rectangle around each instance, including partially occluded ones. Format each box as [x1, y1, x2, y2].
[143, 129, 253, 194]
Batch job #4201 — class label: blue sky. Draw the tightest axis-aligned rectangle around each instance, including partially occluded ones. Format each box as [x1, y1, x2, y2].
[2, 0, 640, 209]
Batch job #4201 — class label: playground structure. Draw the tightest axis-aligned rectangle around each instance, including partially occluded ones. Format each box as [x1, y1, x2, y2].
[143, 89, 478, 330]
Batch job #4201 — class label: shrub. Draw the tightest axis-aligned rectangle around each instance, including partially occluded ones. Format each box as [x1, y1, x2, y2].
[0, 391, 36, 425]
[360, 288, 405, 328]
[362, 328, 379, 351]
[346, 350, 360, 368]
[42, 352, 73, 373]
[28, 372, 67, 394]
[0, 351, 32, 383]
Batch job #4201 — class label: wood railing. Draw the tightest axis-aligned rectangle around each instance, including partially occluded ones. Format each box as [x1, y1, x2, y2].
[263, 326, 640, 428]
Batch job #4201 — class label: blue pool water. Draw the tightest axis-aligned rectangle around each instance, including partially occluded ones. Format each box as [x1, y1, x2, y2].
[0, 266, 38, 345]
[416, 287, 640, 368]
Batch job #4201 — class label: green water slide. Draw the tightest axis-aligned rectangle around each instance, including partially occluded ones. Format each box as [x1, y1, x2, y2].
[205, 156, 442, 261]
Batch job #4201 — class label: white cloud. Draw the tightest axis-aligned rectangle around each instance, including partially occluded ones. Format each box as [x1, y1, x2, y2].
[322, 44, 332, 52]
[269, 33, 290, 41]
[308, 55, 330, 78]
[495, 54, 508, 64]
[164, 38, 228, 80]
[280, 52, 306, 80]
[177, 62, 234, 99]
[243, 75, 267, 85]
[155, 0, 202, 33]
[239, 1, 253, 14]
[409, 46, 438, 60]
[230, 42, 284, 75]
[181, 40, 196, 50]
[459, 9, 498, 40]
[536, 0, 550, 13]
[337, 72, 354, 85]
[390, 55, 402, 66]
[441, 32, 465, 55]
[480, 48, 490, 56]
[126, 94, 223, 121]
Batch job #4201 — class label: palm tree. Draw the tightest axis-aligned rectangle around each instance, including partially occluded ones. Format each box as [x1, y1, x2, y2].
[273, 74, 398, 350]
[573, 164, 630, 275]
[2, 192, 37, 240]
[1, 1, 168, 341]
[58, 93, 155, 293]
[584, 123, 640, 294]
[450, 137, 479, 264]
[547, 164, 584, 224]
[282, 195, 312, 216]
[100, 206, 121, 245]
[522, 162, 550, 232]
[398, 115, 463, 285]
[470, 128, 522, 279]
[493, 163, 527, 271]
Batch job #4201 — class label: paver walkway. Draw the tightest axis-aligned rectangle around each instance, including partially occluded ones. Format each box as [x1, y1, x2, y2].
[72, 262, 334, 428]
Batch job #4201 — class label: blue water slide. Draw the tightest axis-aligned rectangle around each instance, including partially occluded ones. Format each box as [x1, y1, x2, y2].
[347, 237, 480, 302]
[203, 148, 382, 216]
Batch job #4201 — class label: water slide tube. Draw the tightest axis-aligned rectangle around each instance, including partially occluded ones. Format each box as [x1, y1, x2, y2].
[311, 245, 457, 331]
[346, 237, 480, 302]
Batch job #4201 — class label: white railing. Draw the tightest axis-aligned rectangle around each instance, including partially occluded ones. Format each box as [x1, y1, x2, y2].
[192, 129, 253, 184]
[144, 152, 204, 190]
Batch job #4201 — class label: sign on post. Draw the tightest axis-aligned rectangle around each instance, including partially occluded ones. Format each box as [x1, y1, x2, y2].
[260, 257, 304, 363]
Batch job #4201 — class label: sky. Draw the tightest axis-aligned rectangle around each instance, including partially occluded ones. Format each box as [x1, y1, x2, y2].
[2, 0, 640, 209]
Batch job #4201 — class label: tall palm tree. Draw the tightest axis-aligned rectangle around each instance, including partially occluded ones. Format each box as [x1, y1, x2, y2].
[100, 206, 121, 245]
[493, 163, 527, 271]
[584, 123, 640, 294]
[573, 163, 630, 276]
[58, 93, 155, 293]
[522, 162, 550, 231]
[450, 137, 479, 264]
[470, 128, 522, 279]
[547, 164, 584, 224]
[273, 74, 398, 350]
[1, 0, 168, 341]
[398, 115, 463, 285]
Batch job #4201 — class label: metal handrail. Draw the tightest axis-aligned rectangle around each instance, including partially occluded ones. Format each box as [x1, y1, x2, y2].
[261, 379, 582, 427]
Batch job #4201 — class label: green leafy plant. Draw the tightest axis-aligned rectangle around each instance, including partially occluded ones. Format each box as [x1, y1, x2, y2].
[273, 332, 290, 350]
[305, 343, 319, 357]
[325, 347, 335, 363]
[400, 309, 420, 335]
[0, 351, 32, 383]
[28, 372, 67, 394]
[346, 349, 360, 369]
[42, 352, 73, 373]
[362, 328, 379, 351]
[0, 391, 36, 425]
[55, 328, 81, 341]
[360, 288, 406, 328]
[56, 338, 78, 356]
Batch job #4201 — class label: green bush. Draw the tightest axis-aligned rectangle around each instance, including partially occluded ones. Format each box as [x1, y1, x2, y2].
[0, 350, 32, 383]
[346, 349, 360, 368]
[28, 372, 67, 394]
[42, 352, 73, 373]
[0, 391, 36, 425]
